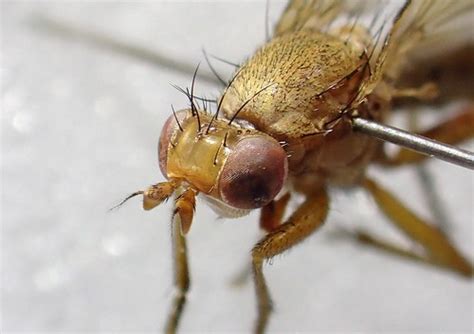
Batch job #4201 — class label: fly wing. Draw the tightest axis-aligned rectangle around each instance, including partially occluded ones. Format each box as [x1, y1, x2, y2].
[275, 0, 473, 104]
[358, 0, 474, 101]
[274, 0, 378, 37]
[395, 1, 474, 103]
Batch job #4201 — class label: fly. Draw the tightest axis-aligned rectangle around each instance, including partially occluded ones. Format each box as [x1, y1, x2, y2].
[110, 1, 474, 333]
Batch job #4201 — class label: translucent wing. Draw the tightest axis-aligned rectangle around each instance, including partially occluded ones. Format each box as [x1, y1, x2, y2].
[275, 0, 474, 105]
[390, 0, 474, 103]
[358, 0, 474, 101]
[274, 0, 378, 37]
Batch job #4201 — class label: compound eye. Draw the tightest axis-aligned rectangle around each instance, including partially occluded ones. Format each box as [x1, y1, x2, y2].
[218, 136, 288, 209]
[158, 110, 188, 177]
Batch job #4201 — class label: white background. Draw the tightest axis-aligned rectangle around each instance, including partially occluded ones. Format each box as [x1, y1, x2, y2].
[2, 1, 473, 333]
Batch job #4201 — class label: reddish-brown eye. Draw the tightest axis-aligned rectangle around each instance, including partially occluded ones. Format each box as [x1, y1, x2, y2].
[158, 110, 187, 177]
[219, 137, 288, 209]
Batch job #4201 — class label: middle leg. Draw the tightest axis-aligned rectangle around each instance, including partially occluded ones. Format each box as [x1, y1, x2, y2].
[251, 188, 329, 333]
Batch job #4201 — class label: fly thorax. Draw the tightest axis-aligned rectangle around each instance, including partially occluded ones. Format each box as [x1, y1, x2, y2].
[218, 30, 370, 140]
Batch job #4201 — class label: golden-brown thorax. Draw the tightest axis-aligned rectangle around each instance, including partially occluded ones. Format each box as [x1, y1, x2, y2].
[221, 30, 384, 189]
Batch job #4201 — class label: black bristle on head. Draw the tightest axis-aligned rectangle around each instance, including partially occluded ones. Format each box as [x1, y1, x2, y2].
[190, 64, 202, 131]
[203, 49, 227, 87]
[209, 53, 239, 68]
[206, 66, 245, 134]
[171, 104, 183, 132]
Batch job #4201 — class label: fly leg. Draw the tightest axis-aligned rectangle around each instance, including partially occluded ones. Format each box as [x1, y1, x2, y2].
[406, 108, 450, 233]
[165, 215, 189, 334]
[165, 189, 196, 334]
[392, 82, 439, 101]
[251, 189, 329, 333]
[116, 181, 192, 333]
[378, 105, 474, 166]
[353, 177, 472, 277]
[232, 193, 290, 286]
[260, 193, 291, 233]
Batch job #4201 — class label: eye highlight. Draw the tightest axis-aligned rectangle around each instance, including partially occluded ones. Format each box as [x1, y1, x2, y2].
[218, 136, 288, 209]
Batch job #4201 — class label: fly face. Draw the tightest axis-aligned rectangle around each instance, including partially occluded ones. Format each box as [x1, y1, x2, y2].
[158, 108, 288, 215]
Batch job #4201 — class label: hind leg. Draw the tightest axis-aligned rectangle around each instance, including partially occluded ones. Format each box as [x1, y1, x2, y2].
[354, 177, 472, 277]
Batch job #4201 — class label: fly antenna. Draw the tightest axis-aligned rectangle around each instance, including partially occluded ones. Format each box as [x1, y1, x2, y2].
[351, 117, 474, 170]
[228, 83, 276, 125]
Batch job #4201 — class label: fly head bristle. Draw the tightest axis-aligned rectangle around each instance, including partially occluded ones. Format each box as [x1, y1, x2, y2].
[203, 48, 227, 87]
[171, 104, 184, 132]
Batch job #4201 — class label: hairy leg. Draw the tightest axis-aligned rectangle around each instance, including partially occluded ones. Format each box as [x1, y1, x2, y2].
[251, 189, 329, 333]
[165, 189, 196, 333]
[358, 177, 472, 277]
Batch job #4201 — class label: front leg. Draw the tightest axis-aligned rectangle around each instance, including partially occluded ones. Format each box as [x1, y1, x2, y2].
[165, 214, 189, 334]
[165, 188, 196, 334]
[251, 189, 329, 333]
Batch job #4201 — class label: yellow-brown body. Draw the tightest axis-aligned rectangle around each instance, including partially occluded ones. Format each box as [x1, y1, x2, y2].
[124, 1, 474, 333]
[221, 30, 384, 190]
